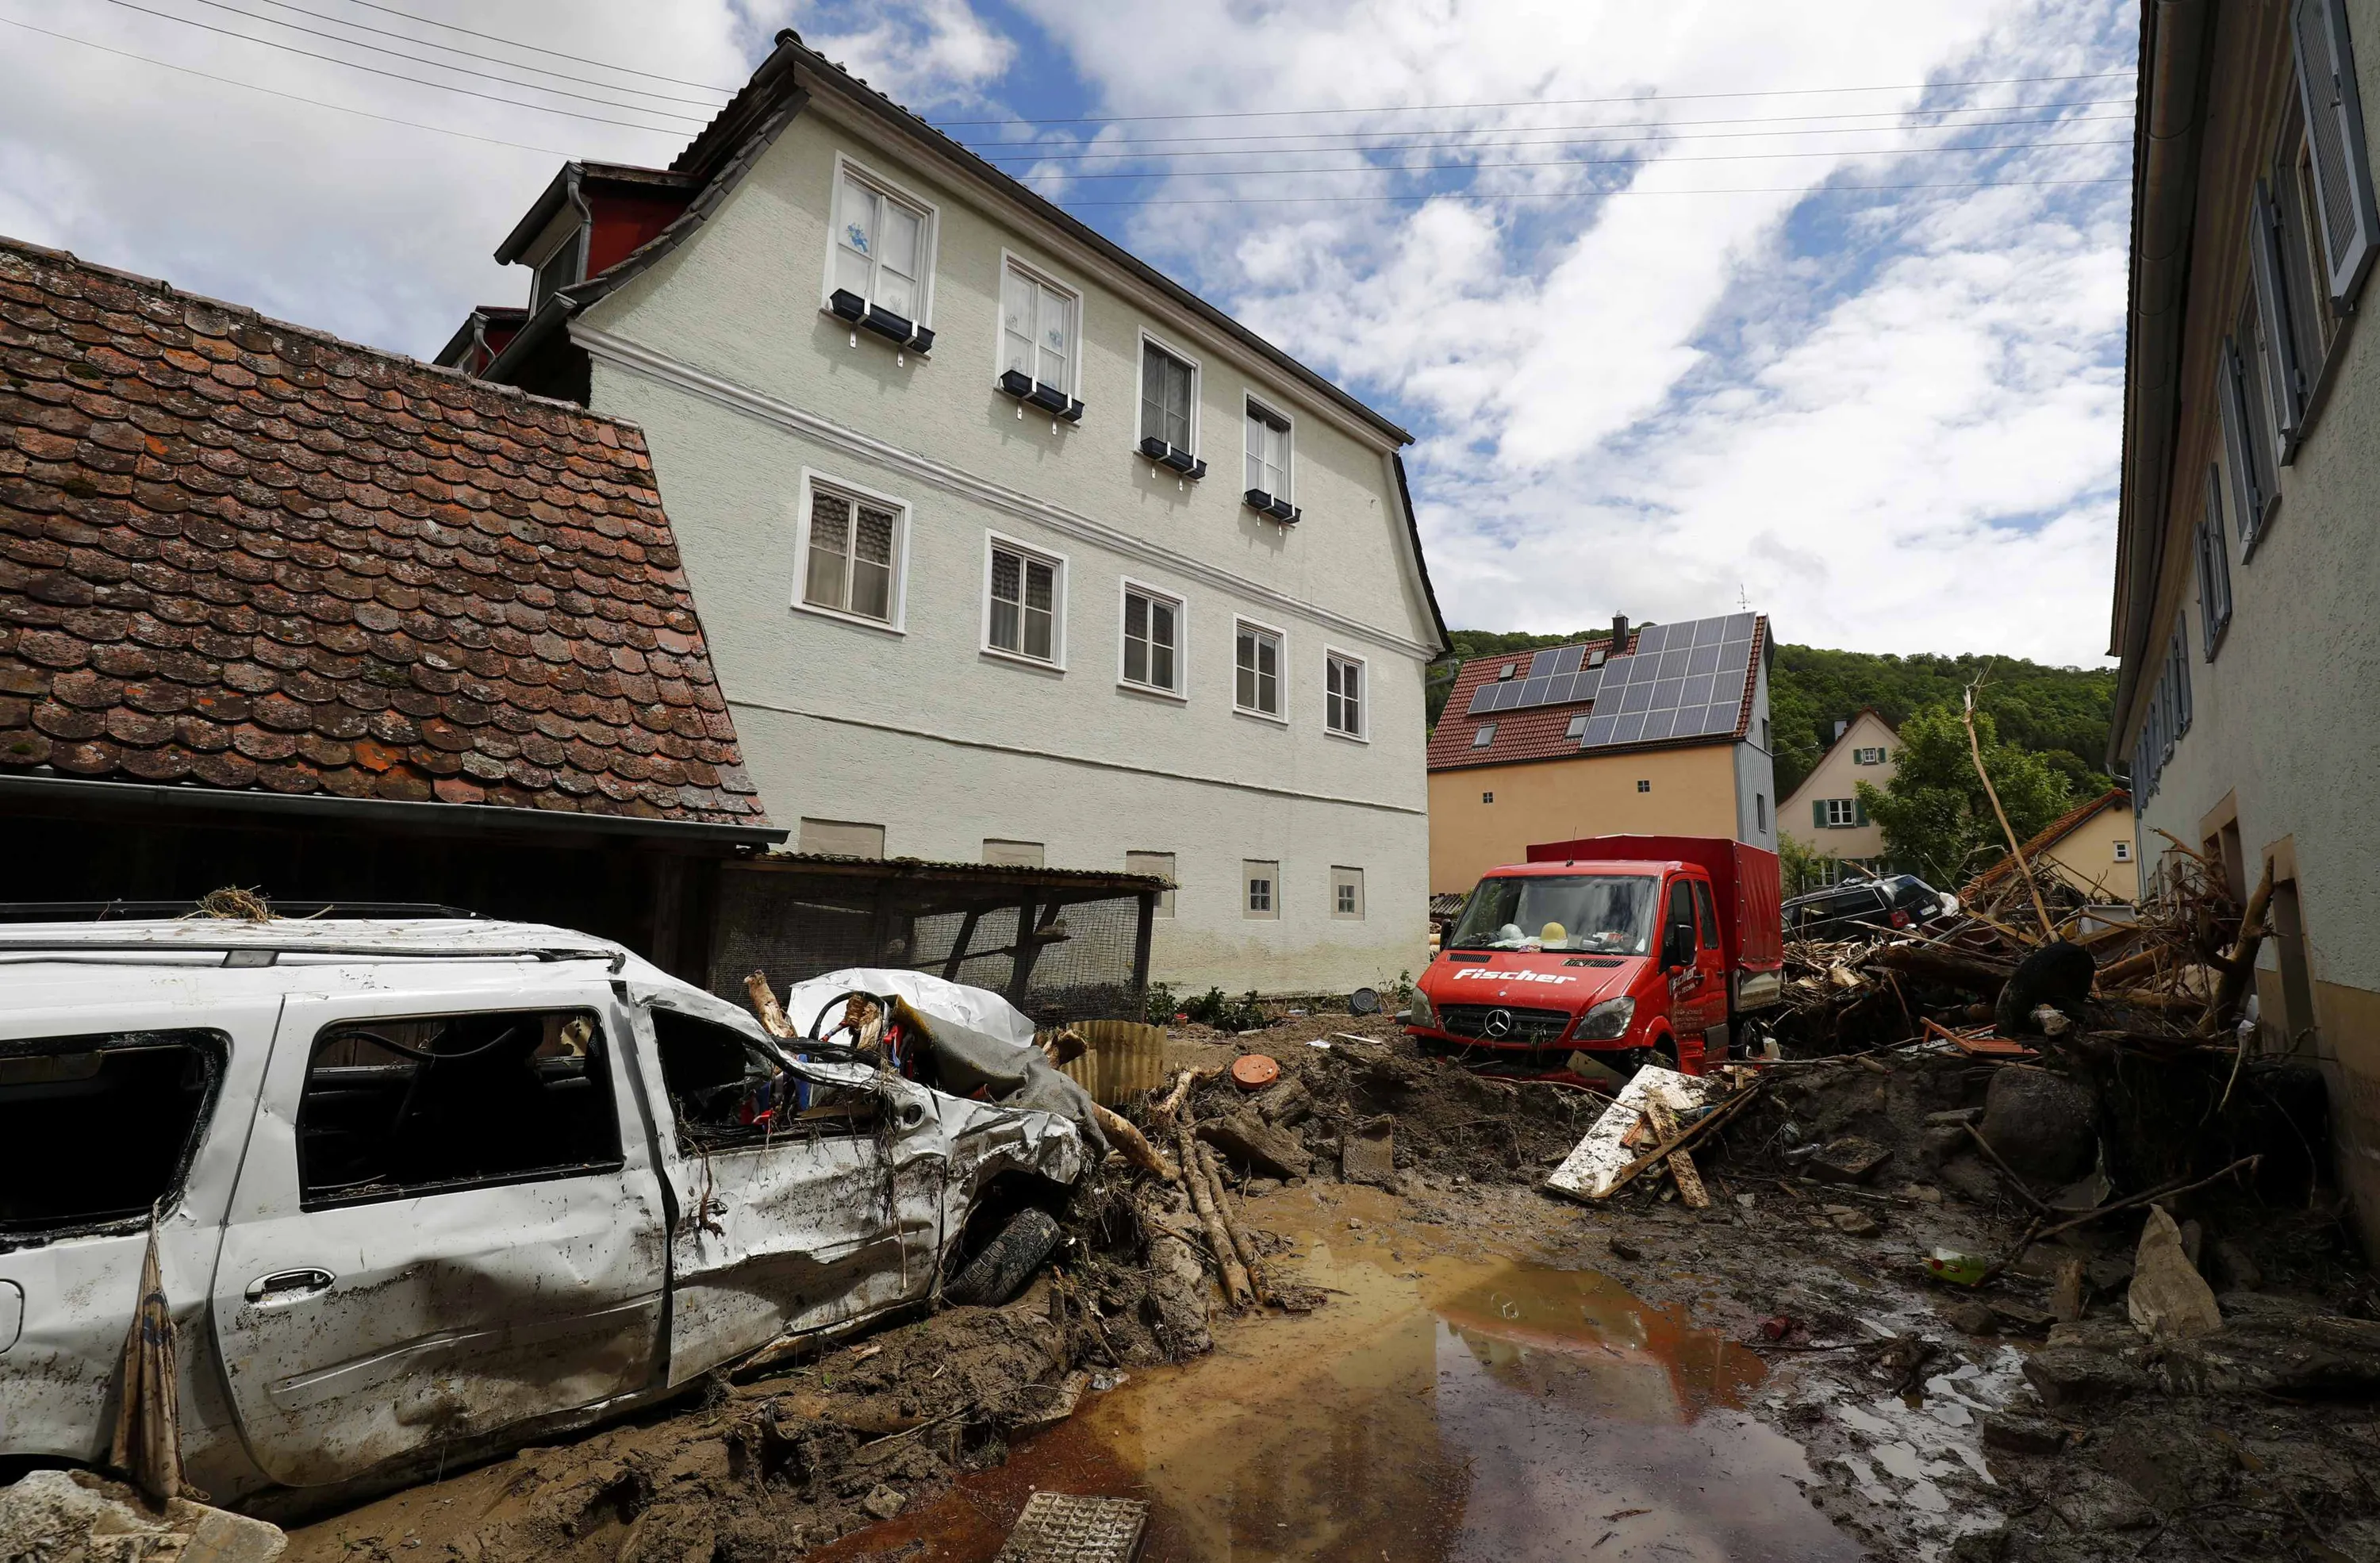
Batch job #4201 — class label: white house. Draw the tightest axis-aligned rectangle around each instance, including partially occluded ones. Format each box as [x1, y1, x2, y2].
[1777, 708, 1898, 884]
[444, 29, 1448, 996]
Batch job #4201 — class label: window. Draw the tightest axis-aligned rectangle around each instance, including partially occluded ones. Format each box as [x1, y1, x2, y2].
[1127, 850, 1177, 917]
[1852, 747, 1887, 766]
[1245, 399, 1291, 500]
[1141, 339, 1196, 454]
[1497, 663, 1518, 681]
[1565, 714, 1589, 740]
[1663, 880, 1698, 960]
[1234, 620, 1282, 717]
[1818, 797, 1863, 828]
[1325, 651, 1364, 737]
[649, 1008, 866, 1153]
[297, 1008, 621, 1208]
[1332, 866, 1365, 920]
[1, 1030, 221, 1238]
[1692, 880, 1720, 950]
[1756, 793, 1768, 833]
[1636, 779, 1651, 793]
[983, 839, 1045, 867]
[797, 818, 885, 858]
[2218, 305, 2280, 555]
[799, 478, 902, 627]
[2113, 840, 2133, 862]
[986, 539, 1063, 665]
[2248, 179, 2311, 463]
[530, 225, 584, 313]
[1481, 792, 1494, 804]
[2196, 467, 2235, 657]
[1121, 582, 1183, 695]
[2290, 0, 2380, 309]
[1000, 259, 1077, 397]
[1472, 724, 1496, 747]
[831, 163, 932, 324]
[1242, 860, 1279, 920]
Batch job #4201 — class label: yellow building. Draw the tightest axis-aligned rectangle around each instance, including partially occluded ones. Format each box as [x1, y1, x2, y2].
[1426, 615, 1778, 896]
[1962, 788, 2140, 906]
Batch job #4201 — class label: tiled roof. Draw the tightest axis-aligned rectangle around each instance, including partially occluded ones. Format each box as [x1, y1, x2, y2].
[1427, 616, 1767, 772]
[1962, 787, 2132, 895]
[0, 236, 765, 826]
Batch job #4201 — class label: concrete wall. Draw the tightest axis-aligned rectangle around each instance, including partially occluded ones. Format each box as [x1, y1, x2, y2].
[574, 105, 1437, 994]
[1426, 744, 1745, 895]
[1779, 709, 1898, 864]
[2120, 0, 2380, 1250]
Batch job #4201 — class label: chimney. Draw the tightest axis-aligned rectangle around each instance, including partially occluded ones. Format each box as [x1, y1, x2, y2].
[1610, 613, 1630, 651]
[1833, 719, 1848, 741]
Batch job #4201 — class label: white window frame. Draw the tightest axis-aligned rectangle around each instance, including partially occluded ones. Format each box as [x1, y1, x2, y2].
[1852, 746, 1886, 765]
[1231, 615, 1286, 723]
[1330, 865, 1365, 921]
[1244, 395, 1294, 502]
[2114, 839, 2133, 862]
[995, 250, 1081, 400]
[791, 467, 909, 635]
[1136, 328, 1202, 459]
[1116, 576, 1188, 701]
[1472, 724, 1496, 747]
[1322, 646, 1366, 740]
[820, 153, 939, 328]
[980, 531, 1068, 670]
[1242, 859, 1280, 920]
[1821, 797, 1857, 828]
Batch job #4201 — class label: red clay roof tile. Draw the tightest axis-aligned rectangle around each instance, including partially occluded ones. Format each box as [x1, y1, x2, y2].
[0, 236, 764, 826]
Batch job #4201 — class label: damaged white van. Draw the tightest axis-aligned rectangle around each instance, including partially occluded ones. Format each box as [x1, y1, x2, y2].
[0, 918, 1087, 1507]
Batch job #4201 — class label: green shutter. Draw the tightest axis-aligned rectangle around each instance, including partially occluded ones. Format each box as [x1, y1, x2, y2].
[1812, 800, 1828, 828]
[1854, 796, 1869, 827]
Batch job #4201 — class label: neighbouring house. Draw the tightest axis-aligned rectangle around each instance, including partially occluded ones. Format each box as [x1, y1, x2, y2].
[1425, 613, 1776, 896]
[1778, 707, 1898, 882]
[0, 236, 780, 977]
[443, 29, 1447, 996]
[2113, 0, 2380, 1247]
[1961, 787, 2140, 908]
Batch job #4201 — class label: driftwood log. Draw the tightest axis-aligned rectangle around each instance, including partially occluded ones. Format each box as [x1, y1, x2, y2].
[1176, 1122, 1252, 1308]
[1095, 1104, 1177, 1182]
[1197, 1140, 1267, 1303]
[1874, 943, 2016, 993]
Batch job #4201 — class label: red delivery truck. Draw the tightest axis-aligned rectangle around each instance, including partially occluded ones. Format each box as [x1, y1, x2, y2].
[1407, 835, 1785, 1076]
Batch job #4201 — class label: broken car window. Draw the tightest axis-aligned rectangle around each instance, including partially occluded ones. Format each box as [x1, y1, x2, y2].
[0, 1031, 221, 1239]
[650, 1007, 879, 1151]
[297, 1008, 622, 1208]
[1449, 875, 1657, 955]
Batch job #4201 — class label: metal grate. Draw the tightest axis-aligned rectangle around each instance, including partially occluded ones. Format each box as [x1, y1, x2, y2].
[995, 1491, 1148, 1562]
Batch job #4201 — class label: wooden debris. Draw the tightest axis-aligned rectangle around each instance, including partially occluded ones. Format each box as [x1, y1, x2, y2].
[1196, 1141, 1267, 1304]
[1174, 1121, 1252, 1308]
[1645, 1099, 1711, 1208]
[1093, 1104, 1177, 1183]
[1196, 1108, 1314, 1179]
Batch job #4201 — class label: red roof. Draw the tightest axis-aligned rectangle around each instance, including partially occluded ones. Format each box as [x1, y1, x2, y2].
[1428, 616, 1768, 772]
[0, 236, 765, 825]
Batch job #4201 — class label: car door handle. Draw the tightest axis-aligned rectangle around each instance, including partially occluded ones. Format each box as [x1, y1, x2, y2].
[245, 1268, 335, 1305]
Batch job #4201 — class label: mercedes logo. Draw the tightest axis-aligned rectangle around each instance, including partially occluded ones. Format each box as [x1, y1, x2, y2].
[1483, 1008, 1514, 1039]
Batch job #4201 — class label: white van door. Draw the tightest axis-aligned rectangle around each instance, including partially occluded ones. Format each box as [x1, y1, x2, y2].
[628, 997, 931, 1384]
[0, 989, 281, 1485]
[209, 974, 668, 1488]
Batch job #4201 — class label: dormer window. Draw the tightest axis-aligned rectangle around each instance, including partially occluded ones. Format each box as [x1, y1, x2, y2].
[826, 159, 936, 355]
[528, 222, 585, 313]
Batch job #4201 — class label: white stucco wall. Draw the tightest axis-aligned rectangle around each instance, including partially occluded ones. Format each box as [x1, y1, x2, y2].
[571, 106, 1437, 994]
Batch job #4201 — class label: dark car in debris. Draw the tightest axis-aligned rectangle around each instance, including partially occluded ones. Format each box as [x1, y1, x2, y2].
[1782, 874, 1958, 937]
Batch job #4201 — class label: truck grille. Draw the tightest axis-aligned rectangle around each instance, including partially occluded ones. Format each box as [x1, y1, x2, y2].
[1435, 1004, 1572, 1045]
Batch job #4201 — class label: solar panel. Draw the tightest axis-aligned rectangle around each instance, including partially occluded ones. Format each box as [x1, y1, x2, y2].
[1577, 615, 1756, 751]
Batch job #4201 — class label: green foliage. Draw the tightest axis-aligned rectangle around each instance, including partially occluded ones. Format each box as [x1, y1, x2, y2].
[1777, 831, 1827, 898]
[1768, 645, 2116, 800]
[1175, 986, 1268, 1032]
[1855, 705, 2074, 888]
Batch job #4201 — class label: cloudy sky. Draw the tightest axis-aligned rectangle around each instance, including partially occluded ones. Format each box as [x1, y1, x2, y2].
[0, 0, 2136, 665]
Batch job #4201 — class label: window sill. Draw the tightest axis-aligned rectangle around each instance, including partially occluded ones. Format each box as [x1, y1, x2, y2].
[1118, 678, 1188, 704]
[981, 644, 1065, 675]
[1324, 725, 1369, 744]
[794, 600, 906, 636]
[1233, 704, 1288, 728]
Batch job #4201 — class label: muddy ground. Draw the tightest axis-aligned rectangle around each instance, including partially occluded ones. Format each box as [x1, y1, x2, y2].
[287, 1012, 2380, 1563]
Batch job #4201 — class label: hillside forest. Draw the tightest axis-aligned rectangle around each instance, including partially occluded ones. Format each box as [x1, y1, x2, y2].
[1426, 630, 2119, 804]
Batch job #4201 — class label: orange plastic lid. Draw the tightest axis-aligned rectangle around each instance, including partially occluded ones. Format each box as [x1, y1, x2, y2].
[1231, 1054, 1280, 1089]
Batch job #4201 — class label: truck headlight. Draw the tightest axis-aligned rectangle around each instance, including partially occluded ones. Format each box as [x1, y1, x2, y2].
[1407, 989, 1435, 1027]
[1573, 997, 1635, 1041]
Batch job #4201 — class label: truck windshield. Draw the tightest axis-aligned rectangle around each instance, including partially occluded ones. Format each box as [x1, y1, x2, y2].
[1449, 874, 1658, 954]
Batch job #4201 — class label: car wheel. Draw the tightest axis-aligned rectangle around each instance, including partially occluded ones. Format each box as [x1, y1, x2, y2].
[943, 1206, 1061, 1307]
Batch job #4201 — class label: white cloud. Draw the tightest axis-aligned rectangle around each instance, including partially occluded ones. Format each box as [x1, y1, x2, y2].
[789, 0, 1015, 109]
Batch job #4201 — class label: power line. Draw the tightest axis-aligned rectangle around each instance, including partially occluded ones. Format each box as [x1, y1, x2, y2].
[0, 13, 580, 154]
[934, 71, 2140, 127]
[1011, 137, 2133, 184]
[129, 0, 711, 118]
[332, 0, 736, 94]
[239, 0, 726, 106]
[89, 0, 697, 129]
[950, 99, 2140, 154]
[1058, 177, 2132, 207]
[978, 113, 2138, 164]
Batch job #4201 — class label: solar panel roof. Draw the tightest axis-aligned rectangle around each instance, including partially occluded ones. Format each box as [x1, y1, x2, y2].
[1578, 613, 1755, 749]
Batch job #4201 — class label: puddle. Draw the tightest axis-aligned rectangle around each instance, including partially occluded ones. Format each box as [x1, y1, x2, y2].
[810, 1189, 1858, 1561]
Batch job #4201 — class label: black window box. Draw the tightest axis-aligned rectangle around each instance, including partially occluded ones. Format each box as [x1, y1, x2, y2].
[862, 304, 913, 343]
[1000, 368, 1033, 397]
[829, 293, 931, 353]
[1244, 489, 1300, 523]
[1141, 436, 1203, 478]
[999, 371, 1084, 421]
[827, 288, 866, 322]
